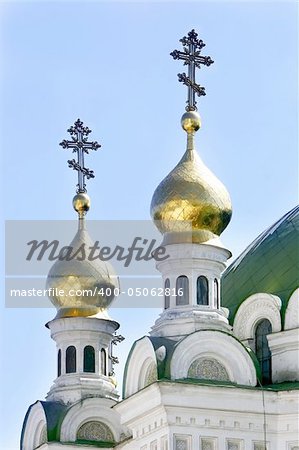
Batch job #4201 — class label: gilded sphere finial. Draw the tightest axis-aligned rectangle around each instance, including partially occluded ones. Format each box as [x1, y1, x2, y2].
[181, 111, 201, 133]
[73, 193, 90, 217]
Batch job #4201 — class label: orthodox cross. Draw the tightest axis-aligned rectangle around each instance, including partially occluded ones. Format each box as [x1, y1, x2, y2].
[170, 29, 214, 111]
[60, 119, 101, 193]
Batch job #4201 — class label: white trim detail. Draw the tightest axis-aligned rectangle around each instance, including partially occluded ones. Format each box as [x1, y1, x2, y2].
[285, 288, 299, 330]
[233, 293, 282, 341]
[170, 330, 257, 385]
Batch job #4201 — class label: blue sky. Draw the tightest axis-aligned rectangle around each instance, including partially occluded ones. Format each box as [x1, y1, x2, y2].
[1, 1, 298, 449]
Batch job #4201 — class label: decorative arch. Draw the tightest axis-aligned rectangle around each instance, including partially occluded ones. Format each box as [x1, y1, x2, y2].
[77, 420, 114, 443]
[60, 397, 121, 443]
[170, 330, 257, 386]
[21, 401, 47, 450]
[188, 357, 229, 381]
[233, 293, 282, 341]
[123, 336, 157, 398]
[138, 358, 157, 390]
[38, 424, 47, 447]
[285, 288, 299, 330]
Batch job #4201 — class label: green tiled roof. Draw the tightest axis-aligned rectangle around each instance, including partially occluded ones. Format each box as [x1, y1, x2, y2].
[222, 205, 299, 325]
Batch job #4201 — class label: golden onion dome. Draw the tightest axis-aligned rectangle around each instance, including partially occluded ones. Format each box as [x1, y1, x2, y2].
[46, 194, 119, 319]
[150, 111, 232, 244]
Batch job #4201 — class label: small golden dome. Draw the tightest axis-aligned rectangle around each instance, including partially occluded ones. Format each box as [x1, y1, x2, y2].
[150, 127, 232, 244]
[73, 193, 90, 217]
[46, 222, 119, 319]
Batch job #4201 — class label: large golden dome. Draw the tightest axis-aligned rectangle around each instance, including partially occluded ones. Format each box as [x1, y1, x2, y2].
[46, 214, 119, 319]
[150, 111, 232, 244]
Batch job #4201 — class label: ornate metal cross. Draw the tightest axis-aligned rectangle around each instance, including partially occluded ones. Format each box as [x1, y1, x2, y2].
[170, 29, 214, 111]
[60, 119, 101, 193]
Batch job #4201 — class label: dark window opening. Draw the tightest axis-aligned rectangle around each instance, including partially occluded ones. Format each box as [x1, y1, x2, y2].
[214, 278, 219, 308]
[255, 319, 272, 384]
[66, 346, 76, 373]
[101, 348, 107, 375]
[57, 349, 61, 377]
[176, 276, 189, 306]
[164, 278, 170, 309]
[84, 345, 95, 373]
[197, 276, 208, 305]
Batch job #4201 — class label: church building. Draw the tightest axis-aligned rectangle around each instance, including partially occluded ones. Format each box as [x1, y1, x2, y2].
[21, 30, 299, 450]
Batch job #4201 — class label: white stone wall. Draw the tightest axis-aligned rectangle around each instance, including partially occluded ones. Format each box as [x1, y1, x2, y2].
[115, 382, 299, 450]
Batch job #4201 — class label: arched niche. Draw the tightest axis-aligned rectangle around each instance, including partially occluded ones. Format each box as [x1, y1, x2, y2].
[233, 293, 282, 341]
[170, 330, 257, 386]
[123, 336, 157, 398]
[60, 397, 121, 443]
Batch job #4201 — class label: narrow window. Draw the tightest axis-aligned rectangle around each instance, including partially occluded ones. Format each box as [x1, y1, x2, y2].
[255, 319, 272, 384]
[164, 278, 170, 309]
[66, 346, 76, 373]
[57, 349, 61, 377]
[214, 278, 219, 308]
[101, 348, 107, 375]
[84, 345, 95, 373]
[176, 276, 189, 305]
[197, 276, 208, 305]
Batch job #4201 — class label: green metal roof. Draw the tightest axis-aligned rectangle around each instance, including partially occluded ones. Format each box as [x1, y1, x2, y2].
[222, 205, 299, 325]
[161, 379, 299, 391]
[20, 400, 67, 448]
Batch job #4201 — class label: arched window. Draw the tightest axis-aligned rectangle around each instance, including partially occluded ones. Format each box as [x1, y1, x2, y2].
[176, 276, 189, 306]
[66, 346, 76, 373]
[84, 345, 95, 373]
[197, 276, 208, 305]
[101, 348, 107, 376]
[214, 278, 219, 309]
[164, 278, 170, 309]
[255, 319, 272, 384]
[57, 349, 61, 377]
